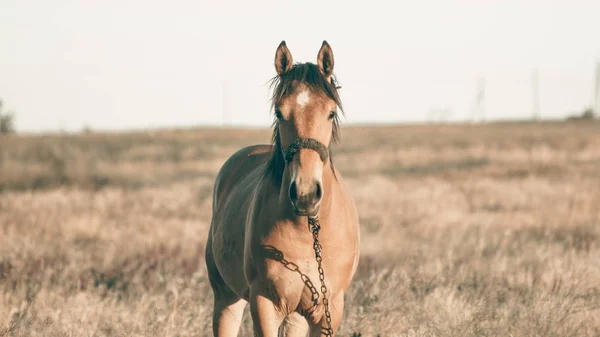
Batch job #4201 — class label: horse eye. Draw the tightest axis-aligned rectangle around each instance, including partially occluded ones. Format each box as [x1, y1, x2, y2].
[328, 111, 336, 120]
[275, 110, 284, 121]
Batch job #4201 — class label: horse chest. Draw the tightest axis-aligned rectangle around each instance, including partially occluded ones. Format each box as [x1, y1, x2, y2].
[254, 232, 355, 316]
[258, 255, 337, 319]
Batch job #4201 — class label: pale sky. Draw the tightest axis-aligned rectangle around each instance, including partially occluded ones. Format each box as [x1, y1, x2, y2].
[1, 0, 599, 132]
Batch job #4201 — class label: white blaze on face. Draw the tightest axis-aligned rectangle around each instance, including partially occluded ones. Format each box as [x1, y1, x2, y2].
[296, 90, 311, 108]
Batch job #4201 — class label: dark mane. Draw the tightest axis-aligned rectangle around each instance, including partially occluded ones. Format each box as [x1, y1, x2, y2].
[264, 62, 343, 182]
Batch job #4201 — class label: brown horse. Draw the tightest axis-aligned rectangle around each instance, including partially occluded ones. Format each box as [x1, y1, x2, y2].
[205, 40, 360, 337]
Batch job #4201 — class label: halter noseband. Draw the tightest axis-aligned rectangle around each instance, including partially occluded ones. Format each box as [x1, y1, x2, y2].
[283, 138, 329, 163]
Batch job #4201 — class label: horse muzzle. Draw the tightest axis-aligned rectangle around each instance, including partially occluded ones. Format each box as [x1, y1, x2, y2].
[289, 179, 322, 216]
[284, 138, 329, 217]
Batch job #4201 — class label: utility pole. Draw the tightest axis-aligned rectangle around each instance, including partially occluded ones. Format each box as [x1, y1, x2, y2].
[531, 68, 540, 121]
[222, 79, 232, 127]
[470, 76, 486, 123]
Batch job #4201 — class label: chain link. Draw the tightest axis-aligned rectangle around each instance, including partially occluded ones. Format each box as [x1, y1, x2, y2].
[271, 248, 321, 308]
[309, 215, 333, 337]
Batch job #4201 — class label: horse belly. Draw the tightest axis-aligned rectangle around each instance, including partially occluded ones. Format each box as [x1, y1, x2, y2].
[211, 205, 252, 299]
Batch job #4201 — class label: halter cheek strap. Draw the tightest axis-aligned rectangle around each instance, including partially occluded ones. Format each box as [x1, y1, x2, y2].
[284, 138, 329, 163]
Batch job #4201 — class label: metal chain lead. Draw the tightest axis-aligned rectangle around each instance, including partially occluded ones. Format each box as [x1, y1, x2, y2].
[271, 250, 321, 307]
[308, 215, 333, 337]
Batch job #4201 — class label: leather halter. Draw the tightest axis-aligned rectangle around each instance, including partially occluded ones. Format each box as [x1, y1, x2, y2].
[283, 138, 329, 164]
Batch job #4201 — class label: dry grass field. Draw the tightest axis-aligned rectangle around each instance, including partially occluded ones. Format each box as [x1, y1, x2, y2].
[1, 121, 600, 336]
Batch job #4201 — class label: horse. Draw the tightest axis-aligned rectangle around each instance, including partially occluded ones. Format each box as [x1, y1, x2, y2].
[205, 40, 360, 337]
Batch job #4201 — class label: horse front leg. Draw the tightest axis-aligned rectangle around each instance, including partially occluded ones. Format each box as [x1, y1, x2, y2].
[250, 282, 286, 337]
[279, 312, 309, 337]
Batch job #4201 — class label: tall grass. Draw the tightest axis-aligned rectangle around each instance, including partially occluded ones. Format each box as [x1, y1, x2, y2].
[1, 121, 599, 336]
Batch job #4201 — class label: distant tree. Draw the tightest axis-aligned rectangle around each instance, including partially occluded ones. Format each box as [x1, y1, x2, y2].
[0, 100, 16, 134]
[581, 108, 596, 120]
[566, 107, 596, 121]
[82, 125, 94, 134]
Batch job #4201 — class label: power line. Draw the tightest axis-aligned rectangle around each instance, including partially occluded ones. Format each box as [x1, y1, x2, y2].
[594, 60, 600, 114]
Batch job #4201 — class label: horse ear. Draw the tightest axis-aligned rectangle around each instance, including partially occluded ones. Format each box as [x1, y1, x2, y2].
[317, 40, 334, 80]
[275, 41, 293, 75]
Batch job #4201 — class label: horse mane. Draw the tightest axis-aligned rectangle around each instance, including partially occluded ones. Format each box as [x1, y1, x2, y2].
[264, 62, 343, 183]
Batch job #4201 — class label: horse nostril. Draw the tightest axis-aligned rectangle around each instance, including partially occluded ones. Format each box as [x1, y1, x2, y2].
[315, 182, 322, 200]
[289, 181, 298, 202]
